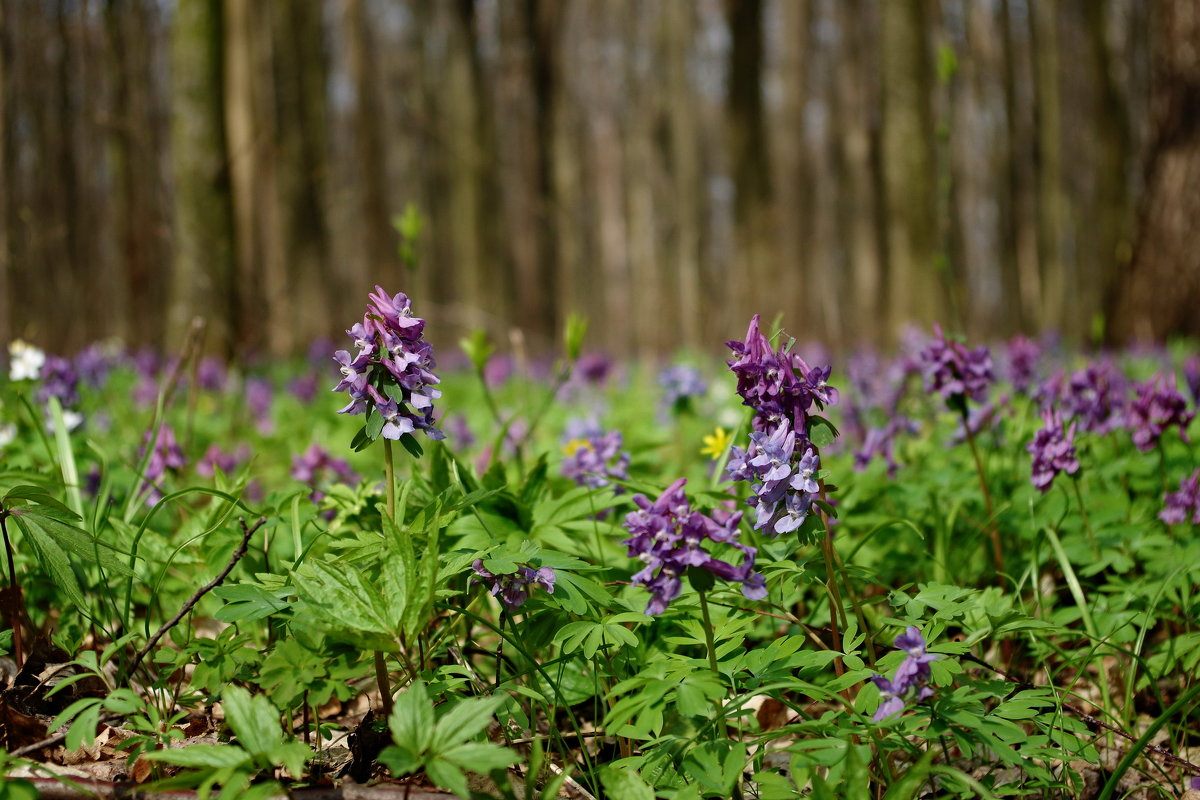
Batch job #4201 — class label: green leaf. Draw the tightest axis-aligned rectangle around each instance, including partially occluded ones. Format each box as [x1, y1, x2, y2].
[600, 765, 655, 800]
[399, 433, 424, 459]
[389, 681, 434, 754]
[378, 744, 421, 777]
[808, 415, 840, 448]
[143, 745, 253, 769]
[431, 695, 507, 752]
[221, 686, 283, 758]
[423, 756, 469, 798]
[441, 741, 519, 773]
[365, 411, 385, 441]
[11, 515, 85, 609]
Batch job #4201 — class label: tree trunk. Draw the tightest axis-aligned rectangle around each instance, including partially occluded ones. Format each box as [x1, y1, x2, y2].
[881, 0, 942, 333]
[168, 0, 237, 355]
[1108, 0, 1200, 342]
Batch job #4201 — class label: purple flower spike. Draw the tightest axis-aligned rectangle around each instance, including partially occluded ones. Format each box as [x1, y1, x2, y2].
[333, 288, 444, 442]
[1127, 374, 1194, 452]
[1027, 408, 1080, 493]
[1160, 469, 1200, 525]
[622, 478, 765, 616]
[866, 625, 939, 722]
[919, 324, 994, 407]
[472, 559, 556, 610]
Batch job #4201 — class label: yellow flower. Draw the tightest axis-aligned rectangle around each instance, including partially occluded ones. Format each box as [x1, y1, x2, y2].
[700, 427, 733, 460]
[562, 438, 593, 456]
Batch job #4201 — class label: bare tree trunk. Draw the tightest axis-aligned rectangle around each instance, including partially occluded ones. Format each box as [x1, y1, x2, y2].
[881, 0, 941, 333]
[0, 0, 10, 345]
[1109, 0, 1200, 341]
[345, 0, 393, 286]
[663, 0, 702, 349]
[1030, 0, 1065, 332]
[168, 0, 238, 354]
[725, 0, 774, 329]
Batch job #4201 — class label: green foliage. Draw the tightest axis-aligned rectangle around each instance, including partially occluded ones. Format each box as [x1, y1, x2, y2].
[378, 681, 518, 798]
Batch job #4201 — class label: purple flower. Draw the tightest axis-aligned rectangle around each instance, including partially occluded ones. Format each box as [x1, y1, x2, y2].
[659, 365, 709, 410]
[622, 478, 766, 616]
[196, 444, 248, 478]
[1060, 361, 1128, 435]
[138, 425, 186, 505]
[1027, 409, 1080, 493]
[73, 344, 113, 389]
[37, 356, 81, 408]
[561, 427, 630, 490]
[471, 559, 556, 609]
[196, 357, 228, 392]
[869, 626, 938, 721]
[919, 324, 994, 408]
[291, 444, 359, 505]
[287, 374, 319, 404]
[1127, 374, 1194, 452]
[333, 287, 445, 442]
[1160, 469, 1200, 525]
[246, 377, 274, 435]
[1004, 335, 1042, 394]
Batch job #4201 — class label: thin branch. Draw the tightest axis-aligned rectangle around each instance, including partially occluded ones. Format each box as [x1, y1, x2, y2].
[125, 516, 265, 678]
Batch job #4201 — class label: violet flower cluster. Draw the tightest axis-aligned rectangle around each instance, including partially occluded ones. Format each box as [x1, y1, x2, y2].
[1056, 361, 1128, 435]
[869, 626, 938, 721]
[659, 364, 708, 411]
[139, 424, 186, 505]
[1160, 469, 1200, 525]
[1027, 408, 1080, 493]
[724, 316, 838, 536]
[333, 286, 444, 441]
[919, 324, 994, 409]
[1004, 335, 1042, 395]
[471, 559, 556, 610]
[561, 421, 630, 490]
[622, 478, 766, 616]
[1127, 374, 1194, 452]
[291, 444, 360, 505]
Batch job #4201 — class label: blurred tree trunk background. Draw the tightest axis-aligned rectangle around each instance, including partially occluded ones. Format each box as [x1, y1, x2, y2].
[0, 0, 1192, 360]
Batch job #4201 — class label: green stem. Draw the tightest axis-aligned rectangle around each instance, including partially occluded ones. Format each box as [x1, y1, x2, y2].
[377, 439, 397, 719]
[1071, 476, 1099, 557]
[962, 409, 1003, 576]
[697, 589, 728, 732]
[0, 511, 23, 669]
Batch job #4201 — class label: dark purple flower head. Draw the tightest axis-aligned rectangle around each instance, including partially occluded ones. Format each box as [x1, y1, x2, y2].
[291, 444, 359, 505]
[1127, 373, 1194, 452]
[246, 377, 275, 435]
[726, 315, 839, 435]
[37, 356, 81, 409]
[1160, 469, 1200, 526]
[471, 559, 556, 609]
[576, 352, 615, 385]
[622, 478, 765, 615]
[1027, 408, 1080, 493]
[1005, 335, 1042, 394]
[1062, 361, 1128, 434]
[919, 324, 994, 408]
[138, 425, 186, 505]
[333, 288, 445, 442]
[196, 357, 228, 392]
[196, 444, 249, 478]
[73, 344, 113, 389]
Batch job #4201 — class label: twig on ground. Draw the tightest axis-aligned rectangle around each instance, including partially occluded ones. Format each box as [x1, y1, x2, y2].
[125, 516, 265, 678]
[961, 652, 1200, 776]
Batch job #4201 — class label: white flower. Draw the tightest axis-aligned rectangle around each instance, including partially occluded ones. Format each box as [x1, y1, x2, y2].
[0, 422, 15, 449]
[8, 340, 45, 381]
